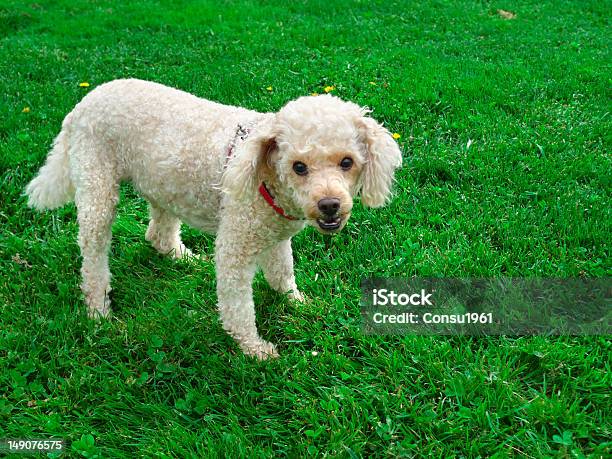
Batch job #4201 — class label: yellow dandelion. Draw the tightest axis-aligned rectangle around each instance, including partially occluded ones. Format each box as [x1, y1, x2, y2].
[79, 82, 90, 87]
[22, 106, 30, 113]
[369, 81, 377, 86]
[266, 86, 273, 91]
[311, 92, 319, 96]
[392, 133, 401, 140]
[323, 85, 335, 93]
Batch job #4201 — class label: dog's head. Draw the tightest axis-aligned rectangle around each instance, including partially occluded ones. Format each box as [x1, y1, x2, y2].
[223, 94, 402, 234]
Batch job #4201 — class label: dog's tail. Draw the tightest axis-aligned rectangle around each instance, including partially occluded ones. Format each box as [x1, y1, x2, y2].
[25, 116, 75, 211]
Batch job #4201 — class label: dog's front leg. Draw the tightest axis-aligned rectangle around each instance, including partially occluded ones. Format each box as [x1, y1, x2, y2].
[215, 232, 278, 360]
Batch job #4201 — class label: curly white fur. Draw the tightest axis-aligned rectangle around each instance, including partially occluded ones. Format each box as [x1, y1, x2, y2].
[25, 79, 402, 359]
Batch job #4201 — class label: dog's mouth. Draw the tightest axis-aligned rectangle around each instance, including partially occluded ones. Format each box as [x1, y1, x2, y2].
[317, 216, 341, 231]
[314, 212, 352, 233]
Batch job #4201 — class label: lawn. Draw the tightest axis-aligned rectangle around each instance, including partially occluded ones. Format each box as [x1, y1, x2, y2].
[0, 0, 610, 457]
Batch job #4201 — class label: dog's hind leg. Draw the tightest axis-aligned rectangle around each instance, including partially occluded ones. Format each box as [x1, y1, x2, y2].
[145, 205, 192, 259]
[75, 173, 119, 319]
[257, 239, 303, 302]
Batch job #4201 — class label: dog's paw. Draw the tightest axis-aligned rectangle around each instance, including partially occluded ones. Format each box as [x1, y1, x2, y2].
[173, 245, 195, 259]
[288, 289, 305, 303]
[242, 340, 279, 360]
[87, 295, 111, 320]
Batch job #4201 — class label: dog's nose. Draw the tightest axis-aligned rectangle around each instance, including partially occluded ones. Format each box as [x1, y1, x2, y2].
[317, 198, 340, 217]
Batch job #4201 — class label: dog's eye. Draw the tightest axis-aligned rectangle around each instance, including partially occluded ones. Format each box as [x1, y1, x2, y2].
[340, 157, 353, 170]
[293, 161, 308, 176]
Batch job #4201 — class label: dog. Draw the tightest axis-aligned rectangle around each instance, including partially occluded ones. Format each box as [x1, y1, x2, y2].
[25, 79, 402, 359]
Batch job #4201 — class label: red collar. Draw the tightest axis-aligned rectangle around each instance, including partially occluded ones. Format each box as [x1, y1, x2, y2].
[258, 182, 300, 221]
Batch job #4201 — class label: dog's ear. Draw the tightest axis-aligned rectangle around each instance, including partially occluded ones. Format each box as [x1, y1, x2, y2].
[358, 116, 403, 208]
[222, 119, 276, 201]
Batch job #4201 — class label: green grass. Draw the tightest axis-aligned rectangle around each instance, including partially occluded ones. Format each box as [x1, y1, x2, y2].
[1, 0, 610, 456]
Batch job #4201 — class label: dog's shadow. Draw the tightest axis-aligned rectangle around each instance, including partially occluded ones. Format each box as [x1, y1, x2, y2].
[108, 240, 293, 352]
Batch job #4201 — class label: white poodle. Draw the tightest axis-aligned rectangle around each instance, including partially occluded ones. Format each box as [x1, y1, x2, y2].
[25, 79, 402, 359]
